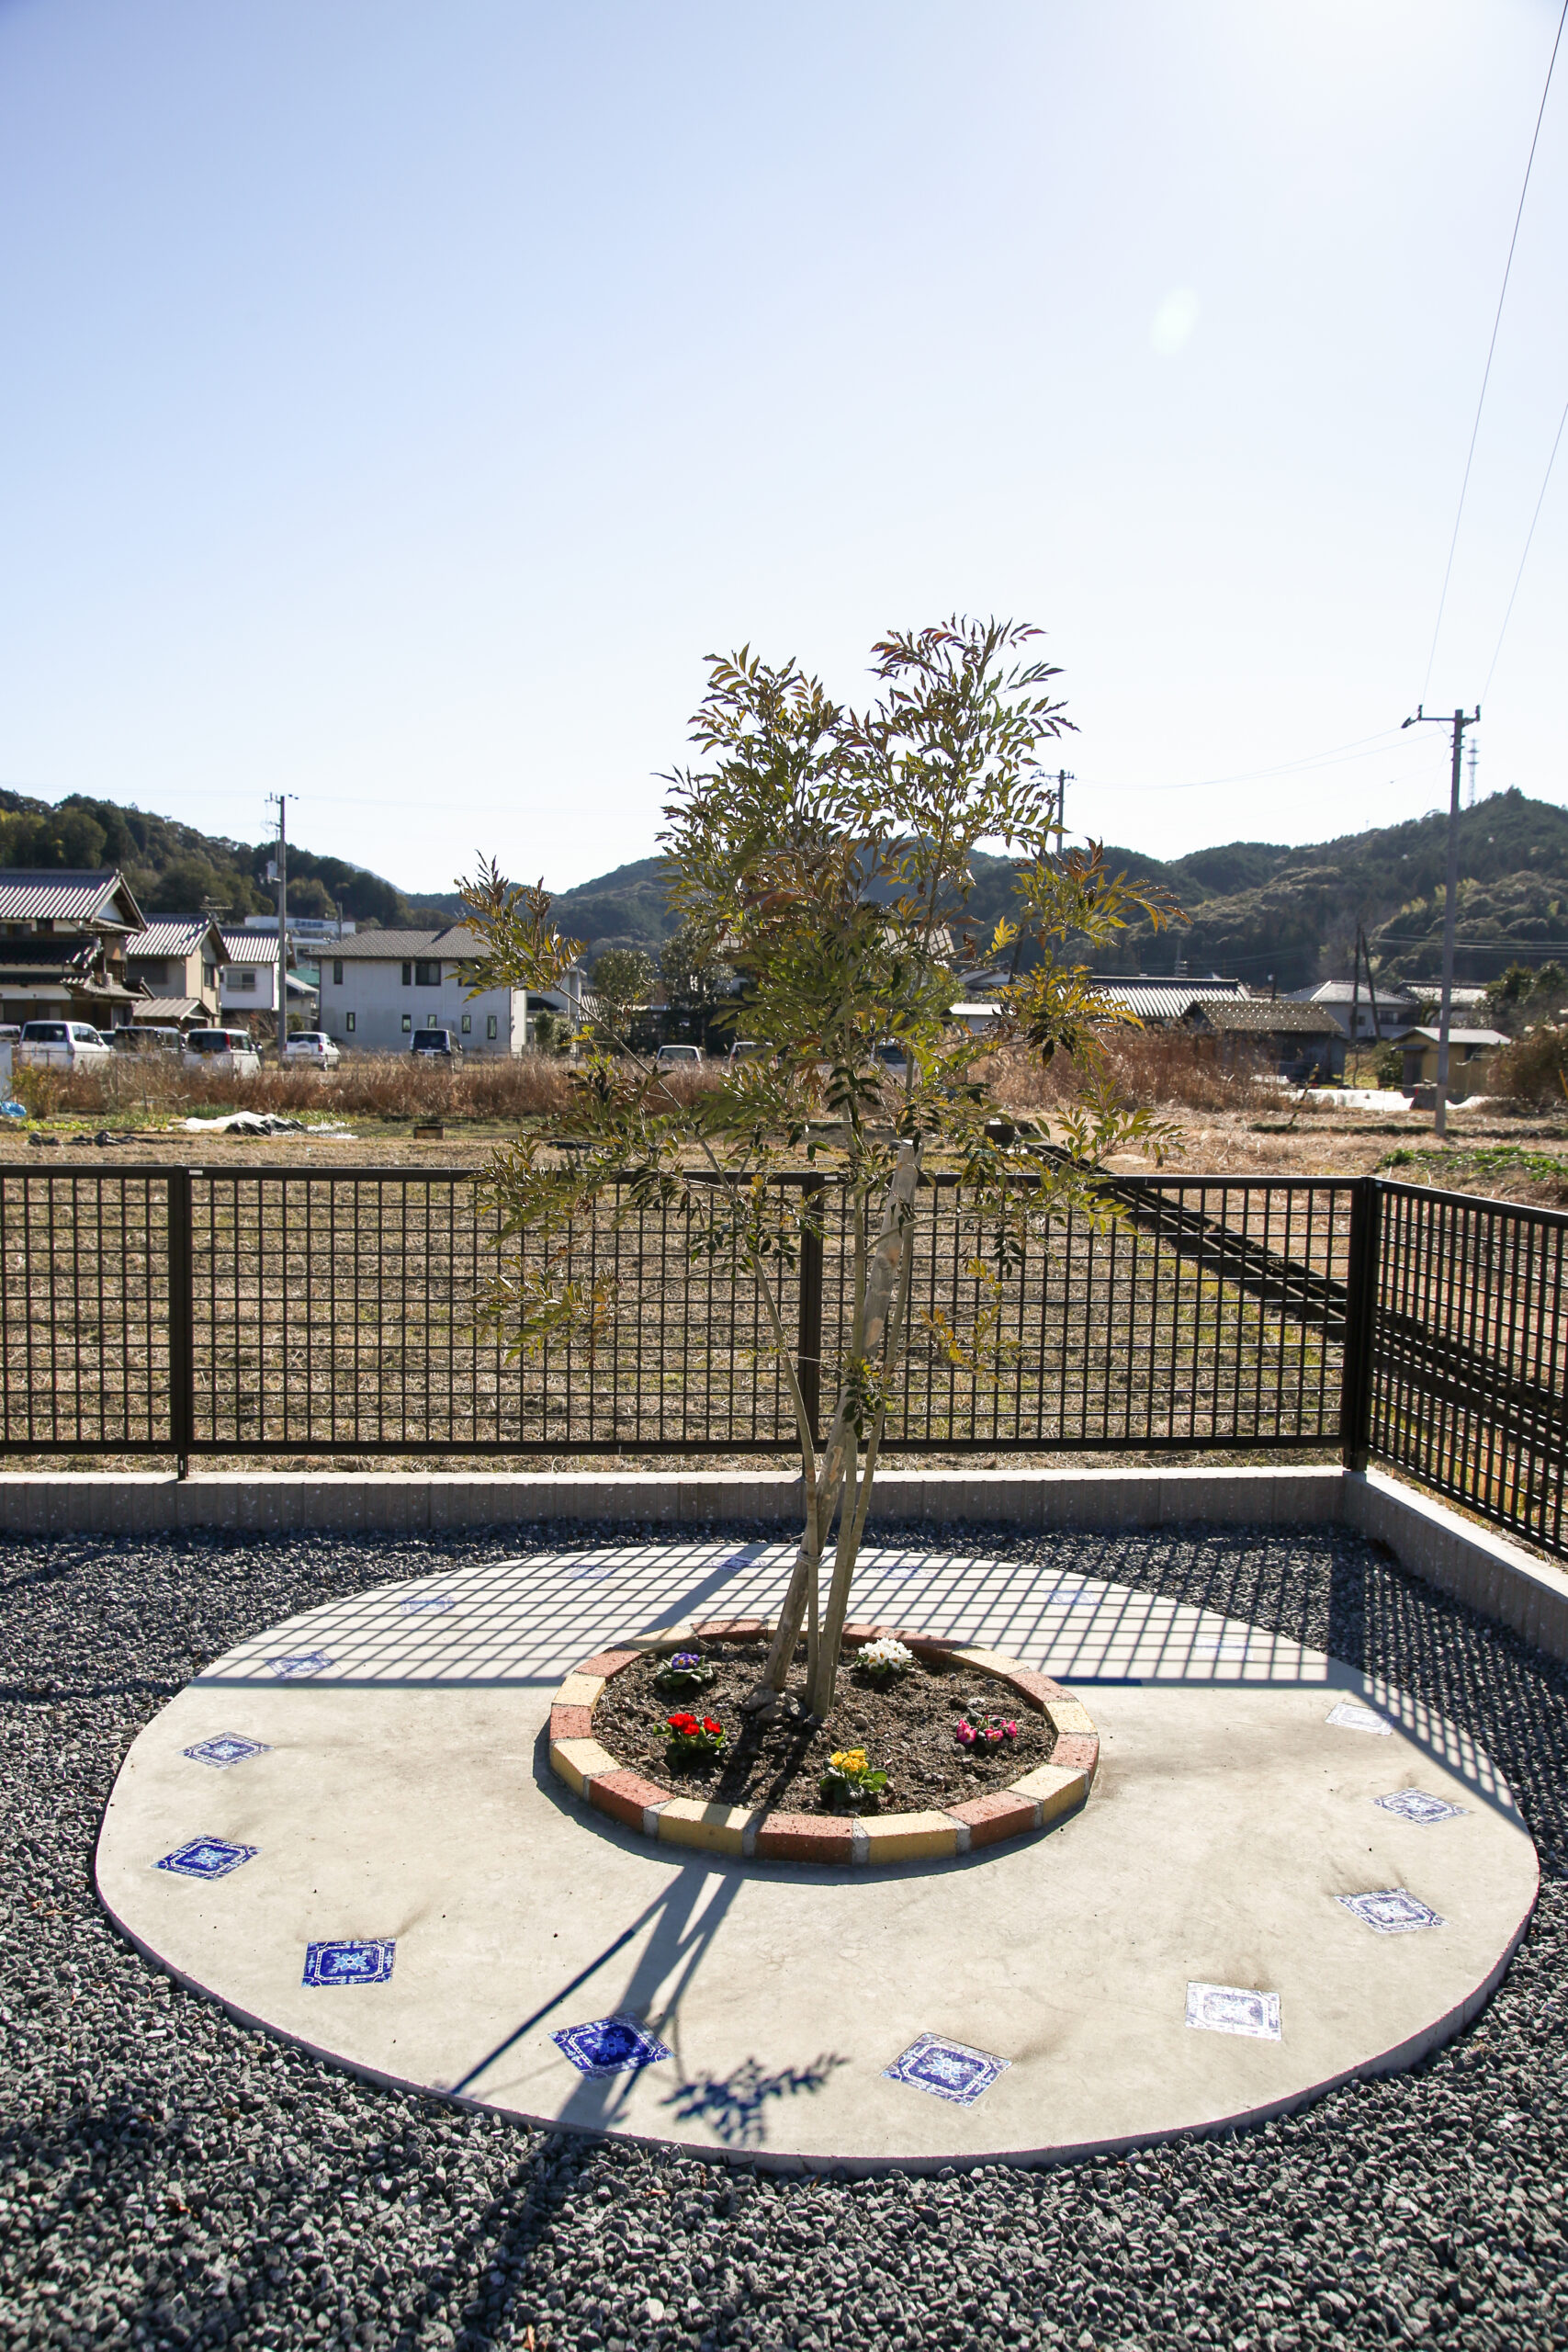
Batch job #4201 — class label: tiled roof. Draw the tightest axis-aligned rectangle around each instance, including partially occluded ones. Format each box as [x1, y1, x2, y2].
[316, 926, 487, 961]
[136, 997, 205, 1022]
[1090, 981, 1250, 1021]
[126, 917, 225, 958]
[1295, 980, 1419, 1006]
[220, 931, 290, 966]
[1405, 1026, 1509, 1048]
[0, 869, 143, 927]
[1187, 1000, 1343, 1035]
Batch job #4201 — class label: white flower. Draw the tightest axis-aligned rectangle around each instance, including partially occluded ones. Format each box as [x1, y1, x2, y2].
[861, 1637, 914, 1674]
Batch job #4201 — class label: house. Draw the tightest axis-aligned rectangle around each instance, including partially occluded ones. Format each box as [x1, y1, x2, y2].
[0, 868, 145, 1031]
[1287, 979, 1418, 1042]
[123, 915, 227, 1027]
[1183, 998, 1346, 1080]
[219, 929, 317, 1028]
[1088, 976, 1251, 1024]
[1399, 1027, 1509, 1101]
[317, 927, 532, 1055]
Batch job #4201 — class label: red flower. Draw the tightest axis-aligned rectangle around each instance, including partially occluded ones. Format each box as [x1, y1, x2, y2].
[667, 1712, 700, 1735]
[701, 1717, 721, 1736]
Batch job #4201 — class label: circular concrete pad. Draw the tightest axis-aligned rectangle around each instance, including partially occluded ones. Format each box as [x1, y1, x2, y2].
[95, 1543, 1539, 2169]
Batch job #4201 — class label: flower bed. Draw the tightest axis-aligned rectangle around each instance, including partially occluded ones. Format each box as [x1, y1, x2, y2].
[548, 1619, 1100, 1867]
[594, 1637, 1057, 1813]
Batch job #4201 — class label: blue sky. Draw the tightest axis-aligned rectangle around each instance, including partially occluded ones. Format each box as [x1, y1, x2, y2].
[2, 0, 1565, 891]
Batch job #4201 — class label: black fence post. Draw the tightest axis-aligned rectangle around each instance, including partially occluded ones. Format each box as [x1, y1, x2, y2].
[796, 1176, 825, 1445]
[1339, 1174, 1380, 1472]
[167, 1166, 195, 1478]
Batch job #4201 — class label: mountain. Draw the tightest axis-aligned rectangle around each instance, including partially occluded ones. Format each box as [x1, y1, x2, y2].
[2, 782, 1564, 991]
[0, 786, 461, 931]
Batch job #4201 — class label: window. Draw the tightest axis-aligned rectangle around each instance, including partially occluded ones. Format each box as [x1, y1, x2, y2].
[486, 1013, 498, 1040]
[414, 960, 441, 987]
[401, 1012, 412, 1033]
[460, 1013, 471, 1035]
[333, 959, 343, 985]
[203, 963, 217, 988]
[401, 963, 412, 986]
[231, 970, 256, 993]
[345, 1012, 355, 1034]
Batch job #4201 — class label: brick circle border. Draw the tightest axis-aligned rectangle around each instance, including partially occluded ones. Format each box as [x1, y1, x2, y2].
[547, 1617, 1100, 1865]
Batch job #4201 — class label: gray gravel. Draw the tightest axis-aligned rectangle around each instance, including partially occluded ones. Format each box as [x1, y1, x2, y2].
[3, 1519, 1567, 2352]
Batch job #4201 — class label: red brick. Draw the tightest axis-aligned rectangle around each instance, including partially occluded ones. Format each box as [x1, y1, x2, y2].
[589, 1770, 671, 1831]
[575, 1648, 642, 1679]
[905, 1636, 962, 1659]
[945, 1791, 1040, 1849]
[752, 1811, 856, 1864]
[1052, 1732, 1099, 1774]
[694, 1618, 768, 1641]
[1001, 1668, 1063, 1713]
[550, 1703, 594, 1742]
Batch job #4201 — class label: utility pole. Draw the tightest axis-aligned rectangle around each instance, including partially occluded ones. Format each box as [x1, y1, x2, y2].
[1055, 769, 1075, 845]
[1400, 706, 1479, 1137]
[266, 795, 296, 1057]
[1466, 736, 1478, 809]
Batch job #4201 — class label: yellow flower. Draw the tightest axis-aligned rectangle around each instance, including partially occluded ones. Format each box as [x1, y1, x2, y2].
[830, 1748, 868, 1773]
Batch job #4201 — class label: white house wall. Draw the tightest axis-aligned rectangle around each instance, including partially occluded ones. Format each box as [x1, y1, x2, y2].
[319, 958, 526, 1055]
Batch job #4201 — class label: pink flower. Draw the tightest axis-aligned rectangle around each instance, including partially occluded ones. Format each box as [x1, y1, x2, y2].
[1002, 1721, 1018, 1738]
[954, 1720, 976, 1747]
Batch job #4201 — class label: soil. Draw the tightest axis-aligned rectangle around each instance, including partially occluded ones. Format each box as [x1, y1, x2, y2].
[592, 1639, 1057, 1815]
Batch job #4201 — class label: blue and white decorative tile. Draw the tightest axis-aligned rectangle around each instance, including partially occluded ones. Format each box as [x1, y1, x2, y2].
[1338, 1889, 1446, 1935]
[155, 1836, 257, 1880]
[267, 1652, 333, 1680]
[183, 1734, 271, 1770]
[1326, 1700, 1392, 1736]
[302, 1939, 396, 1986]
[1375, 1788, 1466, 1826]
[398, 1592, 454, 1615]
[883, 2033, 1010, 2107]
[552, 2016, 671, 2077]
[1185, 1982, 1281, 2041]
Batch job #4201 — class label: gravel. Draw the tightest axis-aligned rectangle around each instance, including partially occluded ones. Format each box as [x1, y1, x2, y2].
[3, 1518, 1567, 2352]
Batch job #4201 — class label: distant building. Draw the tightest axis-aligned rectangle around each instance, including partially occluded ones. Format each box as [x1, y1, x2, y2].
[218, 928, 315, 1025]
[1089, 976, 1250, 1024]
[1183, 998, 1346, 1081]
[1399, 1027, 1509, 1101]
[1287, 979, 1418, 1042]
[318, 926, 534, 1055]
[0, 868, 144, 1030]
[123, 915, 227, 1027]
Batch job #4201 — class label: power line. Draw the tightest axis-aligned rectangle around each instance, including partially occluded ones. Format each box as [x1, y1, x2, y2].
[1421, 0, 1568, 699]
[1482, 382, 1568, 701]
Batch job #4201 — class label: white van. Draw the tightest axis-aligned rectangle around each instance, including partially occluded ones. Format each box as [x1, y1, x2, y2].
[16, 1021, 114, 1070]
[182, 1028, 262, 1079]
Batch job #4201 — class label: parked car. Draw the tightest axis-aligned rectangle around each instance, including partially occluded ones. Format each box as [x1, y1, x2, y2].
[17, 1021, 114, 1069]
[183, 1028, 262, 1078]
[283, 1031, 341, 1069]
[726, 1039, 768, 1068]
[410, 1028, 459, 1059]
[112, 1025, 184, 1056]
[653, 1044, 704, 1071]
[0, 1024, 19, 1048]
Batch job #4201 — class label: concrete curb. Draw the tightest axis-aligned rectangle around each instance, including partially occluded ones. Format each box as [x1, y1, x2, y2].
[5, 1461, 1566, 1667]
[547, 1623, 1099, 1864]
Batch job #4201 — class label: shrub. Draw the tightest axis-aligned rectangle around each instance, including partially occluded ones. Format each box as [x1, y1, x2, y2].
[1493, 1023, 1568, 1107]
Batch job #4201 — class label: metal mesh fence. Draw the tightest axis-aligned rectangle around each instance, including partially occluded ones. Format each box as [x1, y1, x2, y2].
[1368, 1182, 1568, 1556]
[0, 1170, 173, 1450]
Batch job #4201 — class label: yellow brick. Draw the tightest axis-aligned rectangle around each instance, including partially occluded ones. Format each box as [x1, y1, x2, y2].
[619, 1622, 698, 1653]
[1045, 1699, 1097, 1736]
[952, 1646, 1015, 1677]
[549, 1737, 618, 1797]
[656, 1800, 755, 1856]
[859, 1809, 959, 1863]
[1009, 1762, 1089, 1824]
[554, 1673, 605, 1709]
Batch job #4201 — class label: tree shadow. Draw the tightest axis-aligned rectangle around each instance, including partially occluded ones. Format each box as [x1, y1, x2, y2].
[659, 2052, 849, 2147]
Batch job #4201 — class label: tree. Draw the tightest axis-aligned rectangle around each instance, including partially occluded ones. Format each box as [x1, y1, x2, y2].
[659, 914, 737, 1012]
[459, 617, 1176, 1721]
[589, 946, 653, 1033]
